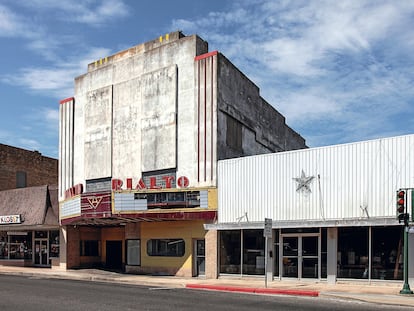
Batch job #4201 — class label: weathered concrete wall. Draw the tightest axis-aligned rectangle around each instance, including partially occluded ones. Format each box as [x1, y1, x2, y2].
[65, 31, 305, 192]
[71, 32, 209, 189]
[216, 53, 306, 160]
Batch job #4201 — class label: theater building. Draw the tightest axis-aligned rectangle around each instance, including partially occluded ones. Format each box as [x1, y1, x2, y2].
[58, 31, 306, 276]
[210, 134, 414, 285]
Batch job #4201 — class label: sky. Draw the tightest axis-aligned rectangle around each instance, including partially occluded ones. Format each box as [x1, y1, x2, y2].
[1, 0, 414, 158]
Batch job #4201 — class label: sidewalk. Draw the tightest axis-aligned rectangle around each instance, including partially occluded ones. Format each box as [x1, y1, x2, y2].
[0, 266, 413, 307]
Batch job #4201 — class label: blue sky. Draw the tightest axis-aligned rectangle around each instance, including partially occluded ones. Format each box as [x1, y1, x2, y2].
[1, 0, 414, 158]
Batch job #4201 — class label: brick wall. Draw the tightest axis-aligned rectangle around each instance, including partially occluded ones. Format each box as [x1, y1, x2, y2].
[205, 229, 218, 279]
[0, 144, 58, 191]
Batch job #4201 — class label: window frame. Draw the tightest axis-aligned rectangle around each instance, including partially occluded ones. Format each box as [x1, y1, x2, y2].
[146, 238, 185, 257]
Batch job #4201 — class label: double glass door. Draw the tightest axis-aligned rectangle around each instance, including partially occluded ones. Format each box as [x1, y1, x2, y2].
[282, 235, 319, 279]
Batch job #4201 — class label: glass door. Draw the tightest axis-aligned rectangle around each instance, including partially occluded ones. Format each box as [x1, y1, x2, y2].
[34, 239, 48, 265]
[282, 235, 319, 279]
[195, 240, 205, 276]
[302, 236, 319, 278]
[282, 236, 298, 277]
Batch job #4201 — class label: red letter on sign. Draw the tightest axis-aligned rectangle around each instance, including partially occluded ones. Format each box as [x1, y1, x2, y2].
[177, 176, 189, 188]
[126, 178, 133, 190]
[162, 176, 175, 188]
[112, 179, 123, 190]
[136, 178, 147, 190]
[149, 177, 161, 189]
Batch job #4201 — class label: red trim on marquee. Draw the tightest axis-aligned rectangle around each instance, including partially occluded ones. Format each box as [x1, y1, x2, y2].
[194, 50, 218, 61]
[61, 210, 217, 225]
[59, 97, 74, 105]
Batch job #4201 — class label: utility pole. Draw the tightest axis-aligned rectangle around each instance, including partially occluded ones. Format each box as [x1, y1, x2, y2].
[398, 189, 413, 295]
[400, 225, 413, 294]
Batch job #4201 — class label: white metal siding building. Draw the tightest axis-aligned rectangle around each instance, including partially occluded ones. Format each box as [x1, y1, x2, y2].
[210, 134, 414, 284]
[218, 134, 414, 225]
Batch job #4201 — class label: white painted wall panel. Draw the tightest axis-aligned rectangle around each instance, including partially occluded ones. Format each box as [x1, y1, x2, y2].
[218, 135, 414, 223]
[200, 190, 208, 208]
[60, 197, 81, 218]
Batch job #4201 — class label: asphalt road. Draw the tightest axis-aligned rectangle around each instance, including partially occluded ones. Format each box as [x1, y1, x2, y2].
[0, 275, 411, 311]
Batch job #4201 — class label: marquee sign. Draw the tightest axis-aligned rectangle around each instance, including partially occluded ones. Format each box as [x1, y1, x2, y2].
[0, 214, 22, 225]
[112, 175, 190, 191]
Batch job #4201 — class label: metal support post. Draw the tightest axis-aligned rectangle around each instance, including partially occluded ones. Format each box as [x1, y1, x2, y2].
[400, 225, 413, 295]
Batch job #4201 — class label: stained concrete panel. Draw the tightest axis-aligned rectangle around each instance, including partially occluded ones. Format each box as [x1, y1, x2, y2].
[141, 65, 177, 172]
[112, 78, 142, 179]
[84, 86, 112, 180]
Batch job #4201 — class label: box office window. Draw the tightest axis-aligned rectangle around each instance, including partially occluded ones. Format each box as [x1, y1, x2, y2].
[126, 239, 141, 265]
[80, 240, 100, 256]
[147, 239, 185, 257]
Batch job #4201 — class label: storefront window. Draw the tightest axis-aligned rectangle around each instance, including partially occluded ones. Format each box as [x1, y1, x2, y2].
[242, 230, 265, 275]
[338, 227, 368, 279]
[146, 239, 185, 257]
[49, 231, 59, 258]
[219, 230, 241, 274]
[8, 232, 32, 260]
[371, 226, 403, 280]
[0, 232, 7, 259]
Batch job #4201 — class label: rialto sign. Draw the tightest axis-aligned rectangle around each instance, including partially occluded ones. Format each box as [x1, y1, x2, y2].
[0, 214, 22, 225]
[65, 175, 190, 199]
[112, 175, 190, 190]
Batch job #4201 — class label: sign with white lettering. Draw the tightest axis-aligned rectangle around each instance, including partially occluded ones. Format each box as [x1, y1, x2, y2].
[264, 218, 272, 238]
[0, 215, 22, 225]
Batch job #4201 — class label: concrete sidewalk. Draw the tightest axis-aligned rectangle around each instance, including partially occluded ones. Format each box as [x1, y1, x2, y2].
[0, 266, 413, 307]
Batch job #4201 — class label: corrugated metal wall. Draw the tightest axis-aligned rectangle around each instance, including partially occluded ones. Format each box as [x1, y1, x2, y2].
[218, 134, 414, 223]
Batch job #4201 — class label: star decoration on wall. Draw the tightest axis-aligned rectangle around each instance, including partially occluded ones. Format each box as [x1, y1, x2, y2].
[293, 170, 315, 194]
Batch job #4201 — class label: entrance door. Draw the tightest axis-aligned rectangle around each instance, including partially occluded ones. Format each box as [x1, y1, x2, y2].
[106, 241, 122, 270]
[34, 239, 48, 265]
[282, 235, 319, 279]
[194, 240, 205, 276]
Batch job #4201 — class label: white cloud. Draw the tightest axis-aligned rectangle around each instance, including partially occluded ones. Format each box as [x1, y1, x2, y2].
[0, 4, 39, 38]
[2, 47, 112, 98]
[14, 0, 130, 26]
[172, 0, 414, 147]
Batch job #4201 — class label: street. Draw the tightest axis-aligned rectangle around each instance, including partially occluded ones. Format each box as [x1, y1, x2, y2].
[0, 275, 410, 311]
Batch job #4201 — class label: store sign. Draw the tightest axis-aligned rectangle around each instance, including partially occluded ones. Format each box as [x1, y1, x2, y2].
[0, 214, 21, 225]
[112, 175, 190, 191]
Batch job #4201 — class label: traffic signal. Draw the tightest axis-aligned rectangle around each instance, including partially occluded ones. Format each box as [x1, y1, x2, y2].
[396, 190, 407, 223]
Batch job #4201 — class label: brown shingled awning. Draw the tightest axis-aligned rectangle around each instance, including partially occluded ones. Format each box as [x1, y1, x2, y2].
[0, 185, 59, 229]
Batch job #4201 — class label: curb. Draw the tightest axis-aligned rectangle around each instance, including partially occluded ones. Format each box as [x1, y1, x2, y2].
[185, 284, 319, 297]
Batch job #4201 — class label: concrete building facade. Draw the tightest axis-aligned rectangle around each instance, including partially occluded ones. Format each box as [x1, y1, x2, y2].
[59, 31, 306, 276]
